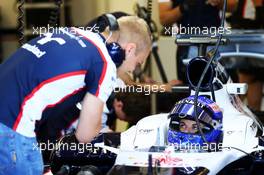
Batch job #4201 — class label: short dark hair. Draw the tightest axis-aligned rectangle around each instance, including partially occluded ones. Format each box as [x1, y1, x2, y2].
[115, 92, 151, 125]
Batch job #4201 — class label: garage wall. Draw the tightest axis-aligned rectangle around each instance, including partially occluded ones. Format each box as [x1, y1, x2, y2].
[0, 0, 19, 60]
[70, 0, 99, 26]
[0, 0, 17, 29]
[70, 0, 136, 26]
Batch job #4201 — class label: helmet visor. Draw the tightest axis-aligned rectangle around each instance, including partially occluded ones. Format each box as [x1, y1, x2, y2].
[169, 103, 213, 133]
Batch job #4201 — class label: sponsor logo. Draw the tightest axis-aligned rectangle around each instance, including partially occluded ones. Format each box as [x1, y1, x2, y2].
[138, 129, 154, 134]
[22, 43, 46, 58]
[208, 103, 221, 112]
[177, 99, 205, 109]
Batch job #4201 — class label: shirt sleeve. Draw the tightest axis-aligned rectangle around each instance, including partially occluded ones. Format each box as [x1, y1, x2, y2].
[85, 61, 116, 103]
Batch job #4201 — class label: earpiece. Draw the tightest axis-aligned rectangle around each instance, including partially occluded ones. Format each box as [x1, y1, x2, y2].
[98, 14, 125, 67]
[106, 42, 125, 67]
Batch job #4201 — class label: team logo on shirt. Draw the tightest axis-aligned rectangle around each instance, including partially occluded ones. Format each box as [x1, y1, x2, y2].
[22, 43, 46, 58]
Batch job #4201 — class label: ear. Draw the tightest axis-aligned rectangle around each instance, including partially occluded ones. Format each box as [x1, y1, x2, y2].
[113, 99, 123, 109]
[124, 43, 136, 56]
[116, 101, 123, 109]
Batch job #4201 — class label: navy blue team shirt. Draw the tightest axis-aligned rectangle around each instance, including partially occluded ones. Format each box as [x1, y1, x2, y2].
[0, 27, 116, 137]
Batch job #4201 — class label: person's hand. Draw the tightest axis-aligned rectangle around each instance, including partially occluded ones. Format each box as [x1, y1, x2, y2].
[141, 74, 157, 84]
[168, 79, 182, 86]
[206, 0, 223, 7]
[163, 79, 183, 92]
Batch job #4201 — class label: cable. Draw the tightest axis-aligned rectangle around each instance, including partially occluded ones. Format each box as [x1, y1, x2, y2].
[48, 0, 63, 28]
[18, 0, 25, 46]
[135, 1, 159, 40]
[209, 84, 216, 102]
[222, 146, 252, 157]
[147, 0, 152, 23]
[193, 0, 227, 145]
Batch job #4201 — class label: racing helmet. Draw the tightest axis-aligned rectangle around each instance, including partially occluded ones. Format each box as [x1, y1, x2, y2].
[167, 95, 223, 147]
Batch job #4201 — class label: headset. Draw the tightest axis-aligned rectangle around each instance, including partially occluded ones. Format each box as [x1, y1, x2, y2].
[98, 14, 126, 67]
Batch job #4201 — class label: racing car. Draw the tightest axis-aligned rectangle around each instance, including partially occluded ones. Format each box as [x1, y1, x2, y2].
[101, 55, 264, 175]
[49, 54, 264, 175]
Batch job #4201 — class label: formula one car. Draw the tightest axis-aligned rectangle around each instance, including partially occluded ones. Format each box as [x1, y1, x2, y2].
[49, 54, 264, 175]
[104, 55, 264, 175]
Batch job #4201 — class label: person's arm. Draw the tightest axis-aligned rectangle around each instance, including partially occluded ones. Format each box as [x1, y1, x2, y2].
[159, 1, 183, 26]
[75, 92, 103, 143]
[73, 43, 116, 142]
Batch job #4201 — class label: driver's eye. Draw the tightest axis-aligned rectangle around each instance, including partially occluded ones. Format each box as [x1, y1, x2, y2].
[179, 122, 187, 132]
[179, 122, 186, 128]
[192, 124, 198, 132]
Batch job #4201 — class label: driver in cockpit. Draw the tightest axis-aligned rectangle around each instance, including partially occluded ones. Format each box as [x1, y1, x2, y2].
[167, 95, 223, 150]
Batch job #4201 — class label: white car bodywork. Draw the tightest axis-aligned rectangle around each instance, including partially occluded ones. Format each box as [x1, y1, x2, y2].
[110, 82, 264, 175]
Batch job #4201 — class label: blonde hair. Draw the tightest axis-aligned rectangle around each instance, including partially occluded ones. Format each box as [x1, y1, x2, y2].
[117, 16, 152, 54]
